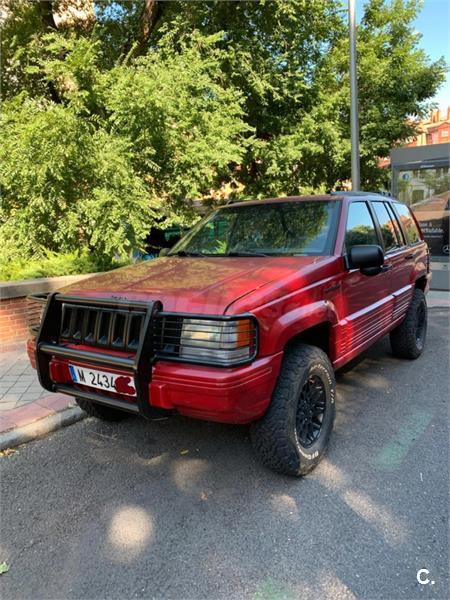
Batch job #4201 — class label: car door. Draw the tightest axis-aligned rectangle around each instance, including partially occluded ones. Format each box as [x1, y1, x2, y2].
[389, 201, 424, 321]
[337, 200, 393, 358]
[371, 201, 414, 322]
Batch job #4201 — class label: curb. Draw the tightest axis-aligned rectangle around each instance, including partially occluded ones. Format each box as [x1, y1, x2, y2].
[0, 405, 85, 451]
[427, 291, 450, 310]
[428, 303, 450, 309]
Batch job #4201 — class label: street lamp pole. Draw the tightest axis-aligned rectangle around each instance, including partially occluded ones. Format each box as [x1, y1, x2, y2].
[348, 0, 360, 191]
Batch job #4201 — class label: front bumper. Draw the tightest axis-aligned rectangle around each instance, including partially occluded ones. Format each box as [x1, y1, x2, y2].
[28, 338, 283, 424]
[150, 353, 283, 423]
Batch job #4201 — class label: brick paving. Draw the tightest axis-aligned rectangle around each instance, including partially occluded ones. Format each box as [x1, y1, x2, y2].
[0, 344, 82, 448]
[0, 344, 49, 411]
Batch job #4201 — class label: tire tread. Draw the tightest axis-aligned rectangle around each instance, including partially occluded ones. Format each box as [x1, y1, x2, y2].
[390, 288, 427, 359]
[251, 344, 335, 476]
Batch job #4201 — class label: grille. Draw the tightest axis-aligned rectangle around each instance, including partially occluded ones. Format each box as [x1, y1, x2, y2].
[59, 303, 146, 352]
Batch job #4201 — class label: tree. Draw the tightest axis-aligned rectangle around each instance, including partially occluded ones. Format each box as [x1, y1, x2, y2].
[151, 0, 446, 192]
[0, 0, 446, 271]
[0, 25, 249, 265]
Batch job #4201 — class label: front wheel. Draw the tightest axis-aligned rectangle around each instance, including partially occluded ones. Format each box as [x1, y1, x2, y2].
[390, 288, 427, 359]
[250, 343, 336, 477]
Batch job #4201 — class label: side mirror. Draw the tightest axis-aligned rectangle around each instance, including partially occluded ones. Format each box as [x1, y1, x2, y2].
[349, 245, 384, 276]
[159, 247, 170, 257]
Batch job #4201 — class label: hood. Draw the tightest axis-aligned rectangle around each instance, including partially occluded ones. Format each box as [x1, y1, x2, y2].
[60, 255, 332, 314]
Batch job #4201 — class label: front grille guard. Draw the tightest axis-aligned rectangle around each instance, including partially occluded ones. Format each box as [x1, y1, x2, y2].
[35, 293, 163, 419]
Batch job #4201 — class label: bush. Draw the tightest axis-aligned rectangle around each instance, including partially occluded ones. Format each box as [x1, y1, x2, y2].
[0, 249, 129, 281]
[0, 32, 249, 265]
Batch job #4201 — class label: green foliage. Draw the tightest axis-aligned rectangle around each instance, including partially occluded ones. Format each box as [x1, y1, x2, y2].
[0, 0, 446, 279]
[1, 95, 154, 259]
[1, 20, 249, 271]
[0, 249, 126, 281]
[155, 0, 446, 191]
[104, 31, 251, 218]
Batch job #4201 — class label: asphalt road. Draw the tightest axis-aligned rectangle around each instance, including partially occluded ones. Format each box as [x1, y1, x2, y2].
[1, 309, 449, 600]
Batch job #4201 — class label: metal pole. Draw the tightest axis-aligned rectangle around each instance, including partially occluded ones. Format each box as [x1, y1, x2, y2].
[348, 0, 360, 190]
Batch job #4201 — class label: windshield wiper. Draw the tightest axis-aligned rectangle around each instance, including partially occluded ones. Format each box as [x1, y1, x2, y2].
[226, 251, 268, 257]
[170, 250, 205, 257]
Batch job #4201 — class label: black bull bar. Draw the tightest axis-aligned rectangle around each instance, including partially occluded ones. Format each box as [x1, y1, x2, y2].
[35, 293, 165, 419]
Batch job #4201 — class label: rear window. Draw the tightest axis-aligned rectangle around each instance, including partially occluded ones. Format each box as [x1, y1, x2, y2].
[394, 203, 421, 244]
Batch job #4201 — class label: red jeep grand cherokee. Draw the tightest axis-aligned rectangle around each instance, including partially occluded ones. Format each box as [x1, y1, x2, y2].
[27, 193, 430, 476]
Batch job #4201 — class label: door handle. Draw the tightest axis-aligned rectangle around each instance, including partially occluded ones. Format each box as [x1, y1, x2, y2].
[404, 253, 415, 260]
[380, 263, 392, 272]
[324, 282, 341, 293]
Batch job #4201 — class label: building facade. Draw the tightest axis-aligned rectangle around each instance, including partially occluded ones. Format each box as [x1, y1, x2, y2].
[407, 107, 450, 147]
[391, 142, 450, 291]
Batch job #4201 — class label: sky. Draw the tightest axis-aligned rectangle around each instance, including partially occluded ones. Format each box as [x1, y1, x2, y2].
[356, 0, 450, 110]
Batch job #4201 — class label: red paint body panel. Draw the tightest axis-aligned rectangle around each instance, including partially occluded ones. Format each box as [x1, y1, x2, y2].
[150, 354, 283, 423]
[59, 255, 331, 315]
[28, 194, 431, 425]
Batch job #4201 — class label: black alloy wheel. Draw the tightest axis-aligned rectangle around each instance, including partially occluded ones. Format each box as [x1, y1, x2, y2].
[296, 375, 327, 448]
[415, 302, 427, 350]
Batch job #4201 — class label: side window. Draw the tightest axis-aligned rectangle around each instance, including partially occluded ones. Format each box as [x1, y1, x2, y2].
[385, 202, 406, 246]
[394, 203, 421, 244]
[345, 202, 378, 250]
[372, 201, 401, 252]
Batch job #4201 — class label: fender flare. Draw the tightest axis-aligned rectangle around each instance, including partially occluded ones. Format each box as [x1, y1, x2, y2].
[266, 300, 339, 354]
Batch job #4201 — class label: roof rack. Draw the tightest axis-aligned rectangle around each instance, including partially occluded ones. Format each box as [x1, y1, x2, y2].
[330, 191, 392, 198]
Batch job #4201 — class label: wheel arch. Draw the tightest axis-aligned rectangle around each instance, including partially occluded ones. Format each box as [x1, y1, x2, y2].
[284, 321, 332, 358]
[255, 300, 339, 358]
[414, 274, 428, 292]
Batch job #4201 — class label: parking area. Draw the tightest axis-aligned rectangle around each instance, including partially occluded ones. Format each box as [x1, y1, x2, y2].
[1, 309, 448, 600]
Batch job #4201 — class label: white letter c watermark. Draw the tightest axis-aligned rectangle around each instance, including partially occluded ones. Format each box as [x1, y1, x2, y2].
[417, 569, 434, 585]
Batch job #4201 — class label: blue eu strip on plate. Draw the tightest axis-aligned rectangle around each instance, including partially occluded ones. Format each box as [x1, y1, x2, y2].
[69, 365, 77, 382]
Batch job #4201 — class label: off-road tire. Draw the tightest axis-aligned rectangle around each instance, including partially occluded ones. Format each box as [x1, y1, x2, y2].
[250, 343, 336, 477]
[75, 397, 128, 421]
[390, 288, 427, 359]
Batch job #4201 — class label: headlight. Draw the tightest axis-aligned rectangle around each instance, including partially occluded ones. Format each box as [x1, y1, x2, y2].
[154, 316, 258, 366]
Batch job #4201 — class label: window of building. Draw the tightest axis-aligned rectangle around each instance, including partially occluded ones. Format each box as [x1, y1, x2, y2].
[394, 203, 421, 244]
[345, 202, 378, 250]
[441, 129, 449, 138]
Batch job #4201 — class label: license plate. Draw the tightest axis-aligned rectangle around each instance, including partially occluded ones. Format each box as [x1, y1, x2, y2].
[69, 365, 136, 396]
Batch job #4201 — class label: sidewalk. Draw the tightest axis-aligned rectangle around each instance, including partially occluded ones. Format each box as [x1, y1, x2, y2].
[0, 290, 448, 451]
[427, 289, 450, 308]
[0, 344, 84, 450]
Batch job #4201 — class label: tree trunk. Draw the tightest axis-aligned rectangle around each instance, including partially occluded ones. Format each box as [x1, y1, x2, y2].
[137, 0, 161, 53]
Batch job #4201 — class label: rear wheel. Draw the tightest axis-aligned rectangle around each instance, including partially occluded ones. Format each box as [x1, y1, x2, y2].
[75, 398, 128, 422]
[390, 288, 427, 359]
[250, 343, 335, 477]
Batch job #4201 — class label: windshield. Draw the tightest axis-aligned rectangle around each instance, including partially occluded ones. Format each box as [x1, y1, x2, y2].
[170, 200, 340, 257]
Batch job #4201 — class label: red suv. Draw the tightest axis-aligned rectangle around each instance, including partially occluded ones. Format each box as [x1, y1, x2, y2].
[28, 193, 430, 476]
